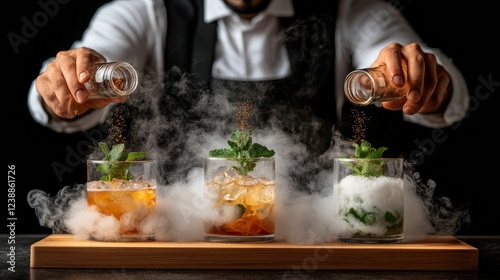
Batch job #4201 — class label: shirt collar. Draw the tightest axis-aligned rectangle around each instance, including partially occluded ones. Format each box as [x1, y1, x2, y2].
[205, 0, 294, 23]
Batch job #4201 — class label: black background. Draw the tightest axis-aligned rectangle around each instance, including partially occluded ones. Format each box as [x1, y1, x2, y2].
[4, 1, 498, 235]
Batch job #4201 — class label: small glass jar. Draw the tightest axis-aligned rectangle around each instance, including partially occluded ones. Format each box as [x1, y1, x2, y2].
[344, 65, 408, 106]
[85, 62, 138, 98]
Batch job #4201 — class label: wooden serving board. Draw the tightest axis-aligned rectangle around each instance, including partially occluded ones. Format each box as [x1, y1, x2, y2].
[30, 234, 477, 270]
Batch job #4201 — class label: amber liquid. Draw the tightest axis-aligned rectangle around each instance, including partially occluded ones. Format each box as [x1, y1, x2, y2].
[206, 204, 275, 236]
[205, 174, 275, 236]
[87, 184, 156, 235]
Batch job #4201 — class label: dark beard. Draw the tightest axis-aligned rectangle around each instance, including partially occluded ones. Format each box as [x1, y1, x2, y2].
[222, 0, 273, 16]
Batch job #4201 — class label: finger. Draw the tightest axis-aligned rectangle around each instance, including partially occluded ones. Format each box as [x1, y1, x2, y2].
[59, 48, 106, 104]
[35, 72, 60, 113]
[52, 75, 81, 118]
[75, 48, 106, 103]
[379, 43, 407, 88]
[38, 63, 79, 118]
[381, 97, 407, 111]
[75, 47, 106, 84]
[400, 43, 425, 114]
[404, 52, 443, 115]
[418, 67, 451, 114]
[415, 54, 439, 113]
[52, 50, 88, 105]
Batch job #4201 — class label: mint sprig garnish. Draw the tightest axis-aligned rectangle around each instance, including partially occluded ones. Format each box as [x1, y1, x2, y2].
[343, 140, 388, 177]
[96, 142, 146, 181]
[209, 129, 275, 176]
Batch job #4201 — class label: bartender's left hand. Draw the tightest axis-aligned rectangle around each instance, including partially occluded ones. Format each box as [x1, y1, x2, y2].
[371, 42, 452, 115]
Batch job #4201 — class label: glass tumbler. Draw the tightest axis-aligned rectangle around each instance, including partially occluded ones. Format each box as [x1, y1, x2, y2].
[333, 158, 404, 243]
[203, 157, 276, 242]
[86, 159, 157, 241]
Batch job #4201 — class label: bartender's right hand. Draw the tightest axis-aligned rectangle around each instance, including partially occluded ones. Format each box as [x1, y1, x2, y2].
[35, 47, 126, 119]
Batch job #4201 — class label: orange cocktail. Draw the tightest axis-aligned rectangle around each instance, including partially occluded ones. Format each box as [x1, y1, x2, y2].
[204, 157, 275, 242]
[86, 159, 157, 241]
[87, 179, 156, 233]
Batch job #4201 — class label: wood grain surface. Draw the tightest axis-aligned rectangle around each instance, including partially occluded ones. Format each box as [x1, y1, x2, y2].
[30, 234, 478, 270]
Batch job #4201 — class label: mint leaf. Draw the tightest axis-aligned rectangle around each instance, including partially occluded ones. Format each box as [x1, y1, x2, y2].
[209, 129, 275, 176]
[342, 140, 388, 177]
[384, 211, 398, 223]
[105, 143, 126, 161]
[345, 208, 376, 225]
[126, 151, 147, 161]
[354, 140, 387, 159]
[208, 148, 236, 158]
[249, 143, 275, 158]
[98, 142, 111, 155]
[235, 204, 246, 218]
[96, 142, 146, 181]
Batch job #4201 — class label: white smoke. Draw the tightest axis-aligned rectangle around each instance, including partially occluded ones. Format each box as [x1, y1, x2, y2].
[27, 131, 470, 243]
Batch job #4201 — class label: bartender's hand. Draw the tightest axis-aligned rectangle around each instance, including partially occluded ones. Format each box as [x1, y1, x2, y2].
[36, 47, 126, 119]
[371, 42, 452, 115]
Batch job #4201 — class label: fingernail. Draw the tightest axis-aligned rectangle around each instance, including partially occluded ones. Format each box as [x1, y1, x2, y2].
[79, 71, 88, 82]
[408, 90, 420, 101]
[393, 75, 404, 86]
[75, 90, 87, 103]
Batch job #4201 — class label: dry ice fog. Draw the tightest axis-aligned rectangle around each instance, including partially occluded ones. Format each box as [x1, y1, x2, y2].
[27, 15, 470, 243]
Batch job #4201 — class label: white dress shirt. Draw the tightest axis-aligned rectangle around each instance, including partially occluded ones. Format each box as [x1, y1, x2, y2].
[27, 0, 470, 133]
[207, 0, 293, 80]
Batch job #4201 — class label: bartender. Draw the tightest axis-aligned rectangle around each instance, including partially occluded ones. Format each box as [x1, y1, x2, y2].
[28, 0, 469, 187]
